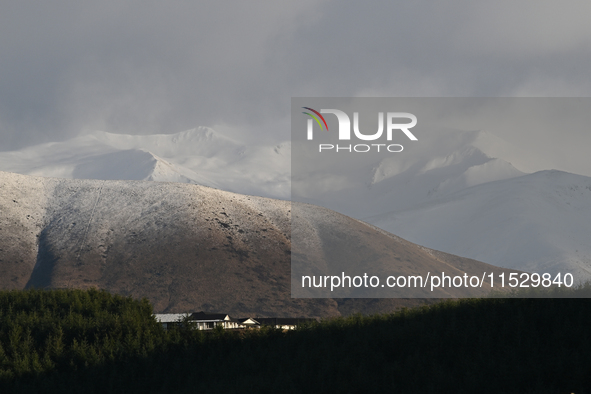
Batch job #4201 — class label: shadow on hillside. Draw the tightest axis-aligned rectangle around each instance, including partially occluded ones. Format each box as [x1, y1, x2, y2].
[25, 228, 59, 289]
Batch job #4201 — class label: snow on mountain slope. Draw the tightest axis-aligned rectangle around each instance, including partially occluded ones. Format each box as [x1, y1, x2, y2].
[0, 128, 519, 208]
[3, 126, 589, 283]
[0, 127, 291, 199]
[367, 170, 591, 282]
[295, 129, 525, 218]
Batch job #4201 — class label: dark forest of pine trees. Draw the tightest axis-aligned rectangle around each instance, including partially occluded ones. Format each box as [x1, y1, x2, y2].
[1, 286, 590, 393]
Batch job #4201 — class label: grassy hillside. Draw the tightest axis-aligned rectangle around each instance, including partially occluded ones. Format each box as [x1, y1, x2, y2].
[1, 287, 590, 393]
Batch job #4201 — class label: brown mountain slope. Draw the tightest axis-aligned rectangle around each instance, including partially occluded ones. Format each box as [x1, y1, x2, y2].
[0, 171, 519, 317]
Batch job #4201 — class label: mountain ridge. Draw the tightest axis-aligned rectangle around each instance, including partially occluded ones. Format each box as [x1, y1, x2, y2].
[3, 128, 588, 283]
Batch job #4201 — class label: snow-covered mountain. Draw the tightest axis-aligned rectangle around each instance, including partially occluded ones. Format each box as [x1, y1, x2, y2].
[294, 128, 591, 282]
[0, 128, 291, 199]
[367, 170, 591, 282]
[0, 127, 519, 213]
[294, 129, 525, 218]
[2, 126, 590, 283]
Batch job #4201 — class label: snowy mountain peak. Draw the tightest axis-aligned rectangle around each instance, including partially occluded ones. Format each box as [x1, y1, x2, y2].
[370, 129, 520, 185]
[417, 145, 491, 175]
[335, 129, 525, 217]
[0, 127, 291, 199]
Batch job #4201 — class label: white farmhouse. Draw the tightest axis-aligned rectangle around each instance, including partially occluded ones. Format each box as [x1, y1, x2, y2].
[188, 312, 240, 330]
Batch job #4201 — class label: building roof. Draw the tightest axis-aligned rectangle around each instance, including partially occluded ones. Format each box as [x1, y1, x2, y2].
[154, 313, 190, 323]
[237, 317, 260, 325]
[189, 311, 233, 321]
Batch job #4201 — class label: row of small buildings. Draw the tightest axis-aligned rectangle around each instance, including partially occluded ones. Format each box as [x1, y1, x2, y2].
[154, 311, 316, 331]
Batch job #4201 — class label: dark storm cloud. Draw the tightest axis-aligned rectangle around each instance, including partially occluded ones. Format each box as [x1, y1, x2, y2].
[1, 0, 591, 155]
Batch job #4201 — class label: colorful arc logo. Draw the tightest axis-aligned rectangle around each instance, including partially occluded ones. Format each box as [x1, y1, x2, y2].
[302, 107, 329, 131]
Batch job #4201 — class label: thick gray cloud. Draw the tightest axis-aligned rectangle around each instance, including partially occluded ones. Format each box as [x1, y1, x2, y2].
[0, 0, 320, 147]
[2, 0, 591, 172]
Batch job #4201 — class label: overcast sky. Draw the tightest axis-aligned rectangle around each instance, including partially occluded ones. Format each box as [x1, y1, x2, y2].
[2, 1, 591, 174]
